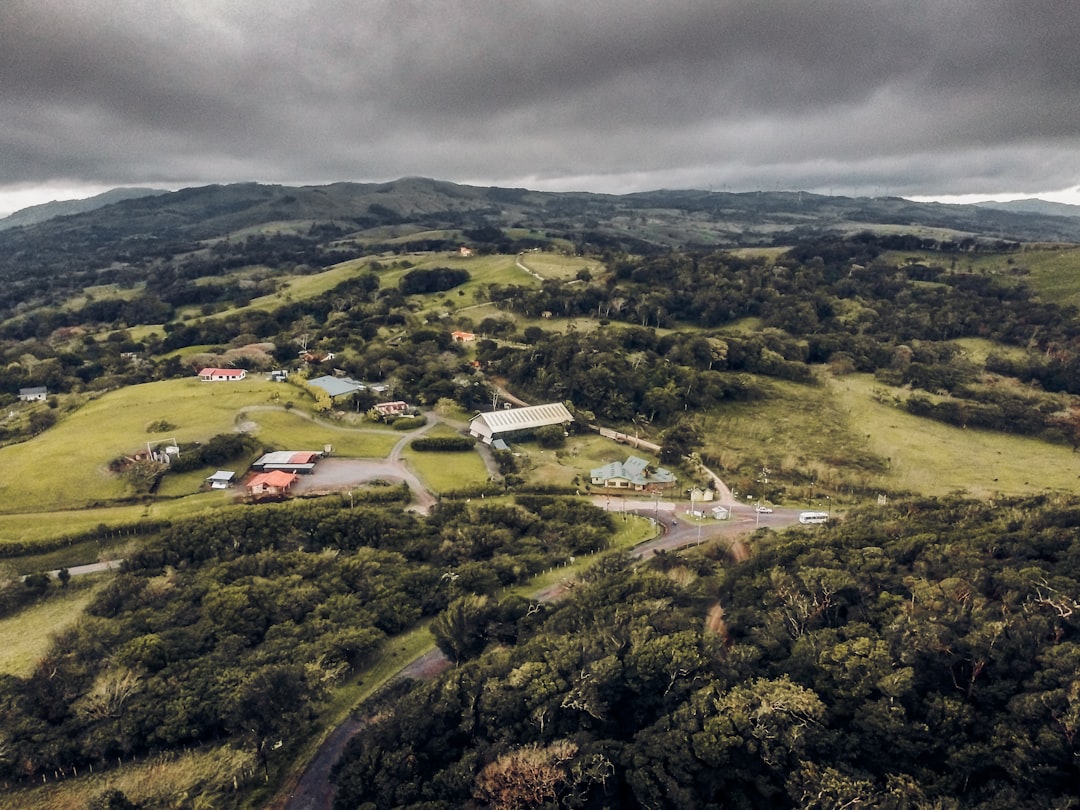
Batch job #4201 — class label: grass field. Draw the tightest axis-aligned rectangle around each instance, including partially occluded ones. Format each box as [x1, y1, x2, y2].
[0, 580, 102, 676]
[399, 426, 493, 493]
[694, 369, 1080, 503]
[0, 378, 291, 515]
[825, 373, 1080, 497]
[4, 744, 258, 810]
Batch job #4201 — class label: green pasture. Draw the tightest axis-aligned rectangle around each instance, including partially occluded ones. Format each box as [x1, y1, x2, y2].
[400, 426, 492, 493]
[825, 373, 1080, 497]
[62, 282, 144, 312]
[5, 744, 257, 810]
[697, 370, 1080, 500]
[516, 252, 604, 281]
[1007, 245, 1080, 308]
[0, 377, 291, 515]
[950, 336, 1032, 365]
[0, 581, 102, 676]
[243, 407, 401, 457]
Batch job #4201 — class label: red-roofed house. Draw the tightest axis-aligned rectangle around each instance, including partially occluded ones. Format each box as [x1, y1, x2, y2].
[198, 368, 247, 382]
[246, 470, 298, 496]
[451, 330, 475, 343]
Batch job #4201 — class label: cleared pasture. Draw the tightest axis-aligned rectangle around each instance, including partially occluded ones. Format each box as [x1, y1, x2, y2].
[0, 377, 288, 515]
[244, 408, 401, 457]
[826, 374, 1080, 497]
[400, 426, 492, 493]
[0, 582, 102, 676]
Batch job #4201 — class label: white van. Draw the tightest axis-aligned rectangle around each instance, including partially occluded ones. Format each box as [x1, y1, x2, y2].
[799, 511, 829, 524]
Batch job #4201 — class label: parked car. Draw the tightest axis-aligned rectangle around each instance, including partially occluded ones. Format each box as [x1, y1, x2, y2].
[755, 505, 774, 514]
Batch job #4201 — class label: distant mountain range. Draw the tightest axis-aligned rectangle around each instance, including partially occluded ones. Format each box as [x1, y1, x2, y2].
[4, 177, 1080, 252]
[974, 198, 1080, 218]
[0, 187, 169, 230]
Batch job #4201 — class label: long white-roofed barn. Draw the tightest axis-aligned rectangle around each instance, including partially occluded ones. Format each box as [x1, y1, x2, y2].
[468, 402, 574, 444]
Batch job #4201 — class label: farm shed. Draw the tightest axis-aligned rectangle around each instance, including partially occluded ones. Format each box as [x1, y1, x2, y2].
[251, 450, 322, 474]
[308, 375, 366, 399]
[468, 402, 574, 444]
[206, 470, 236, 489]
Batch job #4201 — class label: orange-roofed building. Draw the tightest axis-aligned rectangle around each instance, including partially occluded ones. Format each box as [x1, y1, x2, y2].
[246, 470, 298, 496]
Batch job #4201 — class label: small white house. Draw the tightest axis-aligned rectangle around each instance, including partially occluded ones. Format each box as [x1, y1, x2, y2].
[198, 367, 247, 382]
[18, 386, 48, 402]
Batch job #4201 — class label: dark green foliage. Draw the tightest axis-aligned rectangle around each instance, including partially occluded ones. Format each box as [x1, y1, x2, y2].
[534, 424, 566, 448]
[398, 267, 470, 295]
[166, 432, 260, 473]
[334, 495, 1080, 809]
[0, 495, 617, 788]
[410, 436, 475, 452]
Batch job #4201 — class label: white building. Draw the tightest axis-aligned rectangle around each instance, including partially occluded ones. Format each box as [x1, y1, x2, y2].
[468, 402, 574, 444]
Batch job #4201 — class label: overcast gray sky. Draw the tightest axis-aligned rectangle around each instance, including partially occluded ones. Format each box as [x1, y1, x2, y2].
[3, 0, 1080, 215]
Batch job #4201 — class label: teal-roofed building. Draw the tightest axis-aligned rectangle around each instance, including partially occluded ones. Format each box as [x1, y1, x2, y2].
[590, 455, 676, 491]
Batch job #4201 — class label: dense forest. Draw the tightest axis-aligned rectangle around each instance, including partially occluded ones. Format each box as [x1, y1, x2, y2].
[332, 495, 1080, 809]
[0, 494, 616, 792]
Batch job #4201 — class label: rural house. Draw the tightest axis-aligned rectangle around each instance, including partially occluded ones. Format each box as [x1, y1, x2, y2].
[245, 470, 297, 497]
[197, 367, 247, 382]
[468, 402, 574, 444]
[590, 455, 676, 491]
[18, 386, 48, 402]
[373, 401, 411, 418]
[451, 330, 475, 342]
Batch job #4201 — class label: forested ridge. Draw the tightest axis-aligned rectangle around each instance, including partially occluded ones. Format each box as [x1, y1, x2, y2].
[333, 495, 1080, 809]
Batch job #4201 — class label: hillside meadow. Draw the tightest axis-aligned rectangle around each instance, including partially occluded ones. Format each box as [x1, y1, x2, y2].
[0, 377, 400, 526]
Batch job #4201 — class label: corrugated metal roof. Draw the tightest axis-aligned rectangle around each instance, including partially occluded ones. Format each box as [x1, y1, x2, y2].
[308, 375, 366, 398]
[469, 402, 573, 434]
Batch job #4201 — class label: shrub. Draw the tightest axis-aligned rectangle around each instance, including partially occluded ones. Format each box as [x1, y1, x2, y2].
[411, 436, 476, 452]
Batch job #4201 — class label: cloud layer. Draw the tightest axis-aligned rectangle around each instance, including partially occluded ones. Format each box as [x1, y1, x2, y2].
[3, 0, 1080, 208]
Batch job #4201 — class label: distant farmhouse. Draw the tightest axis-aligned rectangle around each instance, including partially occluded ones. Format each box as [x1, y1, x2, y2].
[451, 330, 475, 343]
[468, 402, 574, 445]
[251, 450, 322, 474]
[591, 455, 676, 491]
[198, 367, 247, 382]
[18, 386, 48, 402]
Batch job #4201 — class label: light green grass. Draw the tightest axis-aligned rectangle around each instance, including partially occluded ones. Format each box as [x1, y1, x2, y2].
[950, 336, 1032, 365]
[244, 408, 401, 457]
[0, 378, 291, 514]
[401, 449, 491, 494]
[827, 373, 1080, 497]
[4, 744, 257, 810]
[515, 253, 604, 281]
[0, 582, 102, 676]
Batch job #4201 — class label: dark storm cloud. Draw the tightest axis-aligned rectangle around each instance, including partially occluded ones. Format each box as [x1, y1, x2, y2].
[3, 0, 1080, 204]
